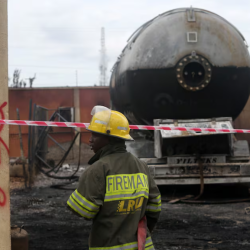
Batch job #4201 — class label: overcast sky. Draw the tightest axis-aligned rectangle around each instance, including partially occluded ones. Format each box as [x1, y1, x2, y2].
[8, 0, 250, 87]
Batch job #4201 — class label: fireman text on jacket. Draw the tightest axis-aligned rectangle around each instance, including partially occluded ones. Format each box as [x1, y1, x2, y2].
[104, 173, 149, 202]
[107, 173, 148, 192]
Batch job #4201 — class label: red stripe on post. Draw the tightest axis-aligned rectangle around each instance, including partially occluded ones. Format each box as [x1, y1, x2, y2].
[0, 187, 6, 207]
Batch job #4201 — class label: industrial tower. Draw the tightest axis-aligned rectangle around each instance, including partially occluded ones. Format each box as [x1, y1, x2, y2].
[99, 27, 107, 86]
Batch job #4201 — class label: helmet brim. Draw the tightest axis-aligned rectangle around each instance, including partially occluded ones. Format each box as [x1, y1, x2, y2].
[86, 128, 134, 141]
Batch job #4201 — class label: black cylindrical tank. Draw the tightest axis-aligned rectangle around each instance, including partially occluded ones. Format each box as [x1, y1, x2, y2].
[110, 7, 250, 125]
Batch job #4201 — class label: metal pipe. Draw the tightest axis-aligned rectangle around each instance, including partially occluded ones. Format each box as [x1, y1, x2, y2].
[27, 99, 32, 188]
[35, 105, 57, 111]
[30, 103, 36, 187]
[17, 108, 27, 188]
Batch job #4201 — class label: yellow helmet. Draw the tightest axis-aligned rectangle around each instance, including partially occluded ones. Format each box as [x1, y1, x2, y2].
[87, 106, 133, 141]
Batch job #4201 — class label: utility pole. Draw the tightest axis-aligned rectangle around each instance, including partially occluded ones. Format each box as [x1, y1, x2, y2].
[99, 27, 107, 86]
[0, 0, 10, 249]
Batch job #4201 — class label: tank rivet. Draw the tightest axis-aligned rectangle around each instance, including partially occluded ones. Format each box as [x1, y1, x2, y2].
[179, 80, 183, 83]
[206, 80, 209, 83]
[184, 85, 187, 87]
[184, 59, 187, 62]
[201, 58, 204, 61]
[196, 87, 199, 90]
[177, 75, 180, 78]
[177, 68, 181, 71]
[179, 63, 183, 66]
[202, 84, 205, 87]
[195, 56, 198, 59]
[190, 87, 193, 90]
[206, 63, 208, 65]
[208, 75, 211, 77]
[208, 68, 211, 71]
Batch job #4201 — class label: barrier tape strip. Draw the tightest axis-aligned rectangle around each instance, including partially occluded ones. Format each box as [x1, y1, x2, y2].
[0, 119, 249, 134]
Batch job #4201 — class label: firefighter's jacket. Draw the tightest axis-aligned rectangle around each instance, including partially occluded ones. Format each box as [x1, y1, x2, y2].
[67, 142, 161, 250]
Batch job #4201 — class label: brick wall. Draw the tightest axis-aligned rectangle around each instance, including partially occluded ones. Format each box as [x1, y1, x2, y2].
[9, 87, 110, 163]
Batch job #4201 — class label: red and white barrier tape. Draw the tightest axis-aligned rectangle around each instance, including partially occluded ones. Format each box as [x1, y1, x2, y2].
[0, 120, 90, 128]
[0, 119, 249, 134]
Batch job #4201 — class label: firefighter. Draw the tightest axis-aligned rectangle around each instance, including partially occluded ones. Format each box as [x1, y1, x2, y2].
[67, 106, 161, 250]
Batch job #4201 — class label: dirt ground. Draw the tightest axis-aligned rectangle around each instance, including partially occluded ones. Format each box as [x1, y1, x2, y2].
[10, 176, 250, 250]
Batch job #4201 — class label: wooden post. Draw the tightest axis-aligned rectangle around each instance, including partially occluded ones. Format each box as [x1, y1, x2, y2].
[0, 0, 10, 249]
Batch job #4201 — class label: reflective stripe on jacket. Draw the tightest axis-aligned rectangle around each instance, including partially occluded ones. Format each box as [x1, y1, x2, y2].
[67, 143, 161, 249]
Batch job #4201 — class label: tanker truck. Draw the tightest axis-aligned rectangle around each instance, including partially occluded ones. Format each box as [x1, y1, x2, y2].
[110, 7, 250, 185]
